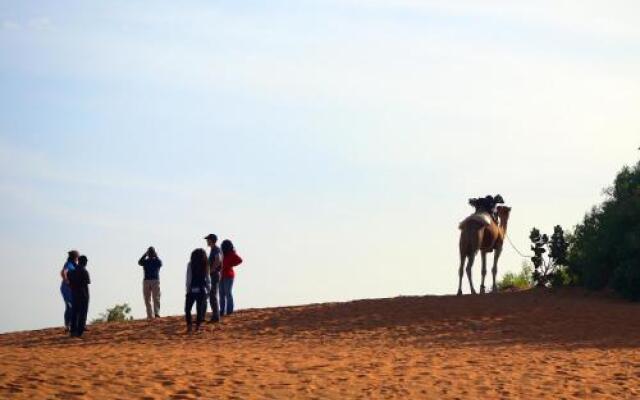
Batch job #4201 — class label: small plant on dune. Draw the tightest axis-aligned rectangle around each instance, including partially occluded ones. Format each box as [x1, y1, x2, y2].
[497, 261, 533, 291]
[91, 303, 134, 324]
[530, 225, 570, 287]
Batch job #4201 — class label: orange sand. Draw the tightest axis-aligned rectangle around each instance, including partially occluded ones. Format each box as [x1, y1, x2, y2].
[1, 289, 639, 399]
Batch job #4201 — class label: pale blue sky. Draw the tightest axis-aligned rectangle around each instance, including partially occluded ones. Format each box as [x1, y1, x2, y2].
[1, 1, 638, 332]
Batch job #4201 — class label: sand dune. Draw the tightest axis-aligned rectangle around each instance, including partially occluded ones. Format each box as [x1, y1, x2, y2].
[1, 289, 640, 399]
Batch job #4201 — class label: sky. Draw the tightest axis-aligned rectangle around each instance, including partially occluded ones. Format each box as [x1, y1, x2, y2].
[0, 1, 638, 333]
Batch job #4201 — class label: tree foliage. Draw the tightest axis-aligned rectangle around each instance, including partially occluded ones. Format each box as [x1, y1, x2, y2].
[529, 225, 569, 287]
[91, 303, 134, 324]
[568, 159, 640, 300]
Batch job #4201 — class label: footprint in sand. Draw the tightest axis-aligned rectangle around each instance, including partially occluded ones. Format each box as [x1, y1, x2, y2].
[169, 395, 191, 400]
[8, 386, 23, 394]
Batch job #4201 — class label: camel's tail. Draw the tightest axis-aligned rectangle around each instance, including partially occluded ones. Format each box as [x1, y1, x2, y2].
[459, 219, 486, 258]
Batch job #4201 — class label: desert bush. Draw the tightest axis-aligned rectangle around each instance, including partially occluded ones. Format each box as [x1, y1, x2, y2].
[497, 262, 533, 291]
[568, 159, 640, 300]
[529, 225, 569, 287]
[91, 303, 134, 324]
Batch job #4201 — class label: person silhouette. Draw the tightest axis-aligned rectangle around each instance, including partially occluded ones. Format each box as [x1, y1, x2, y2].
[138, 246, 162, 319]
[184, 248, 210, 333]
[68, 255, 90, 337]
[59, 250, 79, 332]
[219, 240, 243, 316]
[205, 234, 222, 323]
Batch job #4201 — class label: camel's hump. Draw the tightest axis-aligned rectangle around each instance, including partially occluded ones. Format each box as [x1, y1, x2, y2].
[458, 212, 492, 229]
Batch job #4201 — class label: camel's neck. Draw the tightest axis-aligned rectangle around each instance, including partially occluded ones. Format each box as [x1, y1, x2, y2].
[499, 217, 509, 232]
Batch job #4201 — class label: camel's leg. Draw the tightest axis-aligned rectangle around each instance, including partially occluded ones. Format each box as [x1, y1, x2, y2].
[480, 251, 487, 294]
[466, 253, 477, 295]
[457, 255, 465, 296]
[491, 247, 503, 293]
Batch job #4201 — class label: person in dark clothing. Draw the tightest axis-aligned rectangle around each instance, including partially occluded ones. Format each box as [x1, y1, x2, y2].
[138, 246, 162, 319]
[68, 255, 91, 337]
[185, 248, 210, 333]
[60, 250, 79, 332]
[468, 194, 505, 221]
[205, 234, 222, 323]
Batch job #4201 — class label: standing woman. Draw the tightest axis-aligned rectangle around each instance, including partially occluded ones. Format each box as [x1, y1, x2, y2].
[60, 250, 79, 332]
[185, 248, 210, 333]
[220, 240, 243, 317]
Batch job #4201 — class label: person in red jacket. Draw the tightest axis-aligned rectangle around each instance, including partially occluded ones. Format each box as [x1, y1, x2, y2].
[219, 239, 243, 316]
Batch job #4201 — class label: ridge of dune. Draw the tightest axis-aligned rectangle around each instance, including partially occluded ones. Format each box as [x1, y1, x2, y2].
[1, 289, 639, 399]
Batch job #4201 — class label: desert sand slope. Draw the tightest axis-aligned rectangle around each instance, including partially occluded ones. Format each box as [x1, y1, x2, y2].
[1, 289, 640, 399]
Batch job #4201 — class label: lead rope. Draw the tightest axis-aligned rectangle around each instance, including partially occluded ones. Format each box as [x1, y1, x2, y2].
[505, 232, 534, 258]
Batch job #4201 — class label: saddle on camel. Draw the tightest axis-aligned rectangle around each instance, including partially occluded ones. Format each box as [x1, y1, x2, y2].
[460, 194, 505, 227]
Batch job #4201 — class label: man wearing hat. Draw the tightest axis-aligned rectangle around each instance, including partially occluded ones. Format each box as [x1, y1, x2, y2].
[205, 234, 222, 322]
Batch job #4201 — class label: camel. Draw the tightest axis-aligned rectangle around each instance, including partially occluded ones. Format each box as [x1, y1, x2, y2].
[457, 205, 511, 295]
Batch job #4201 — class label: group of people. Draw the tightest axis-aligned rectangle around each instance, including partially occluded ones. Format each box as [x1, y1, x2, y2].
[184, 234, 243, 332]
[59, 251, 91, 337]
[59, 233, 243, 337]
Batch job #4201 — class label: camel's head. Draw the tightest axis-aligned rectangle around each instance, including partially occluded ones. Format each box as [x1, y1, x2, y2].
[496, 206, 512, 224]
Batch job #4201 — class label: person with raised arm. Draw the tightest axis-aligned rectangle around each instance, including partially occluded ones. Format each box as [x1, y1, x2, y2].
[138, 246, 162, 319]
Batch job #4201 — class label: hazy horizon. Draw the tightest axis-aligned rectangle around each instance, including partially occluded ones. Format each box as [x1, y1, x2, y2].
[1, 1, 639, 333]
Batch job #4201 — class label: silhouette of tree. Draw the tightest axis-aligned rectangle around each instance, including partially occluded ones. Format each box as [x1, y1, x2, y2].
[568, 159, 640, 300]
[530, 226, 569, 287]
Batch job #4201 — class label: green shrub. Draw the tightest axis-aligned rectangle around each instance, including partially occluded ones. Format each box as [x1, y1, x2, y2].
[550, 267, 573, 288]
[91, 303, 134, 324]
[498, 262, 533, 291]
[568, 159, 640, 300]
[611, 258, 640, 301]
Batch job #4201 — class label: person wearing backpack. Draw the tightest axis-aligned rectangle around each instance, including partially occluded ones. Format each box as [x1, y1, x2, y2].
[184, 248, 210, 333]
[220, 239, 243, 316]
[68, 255, 91, 337]
[138, 246, 162, 319]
